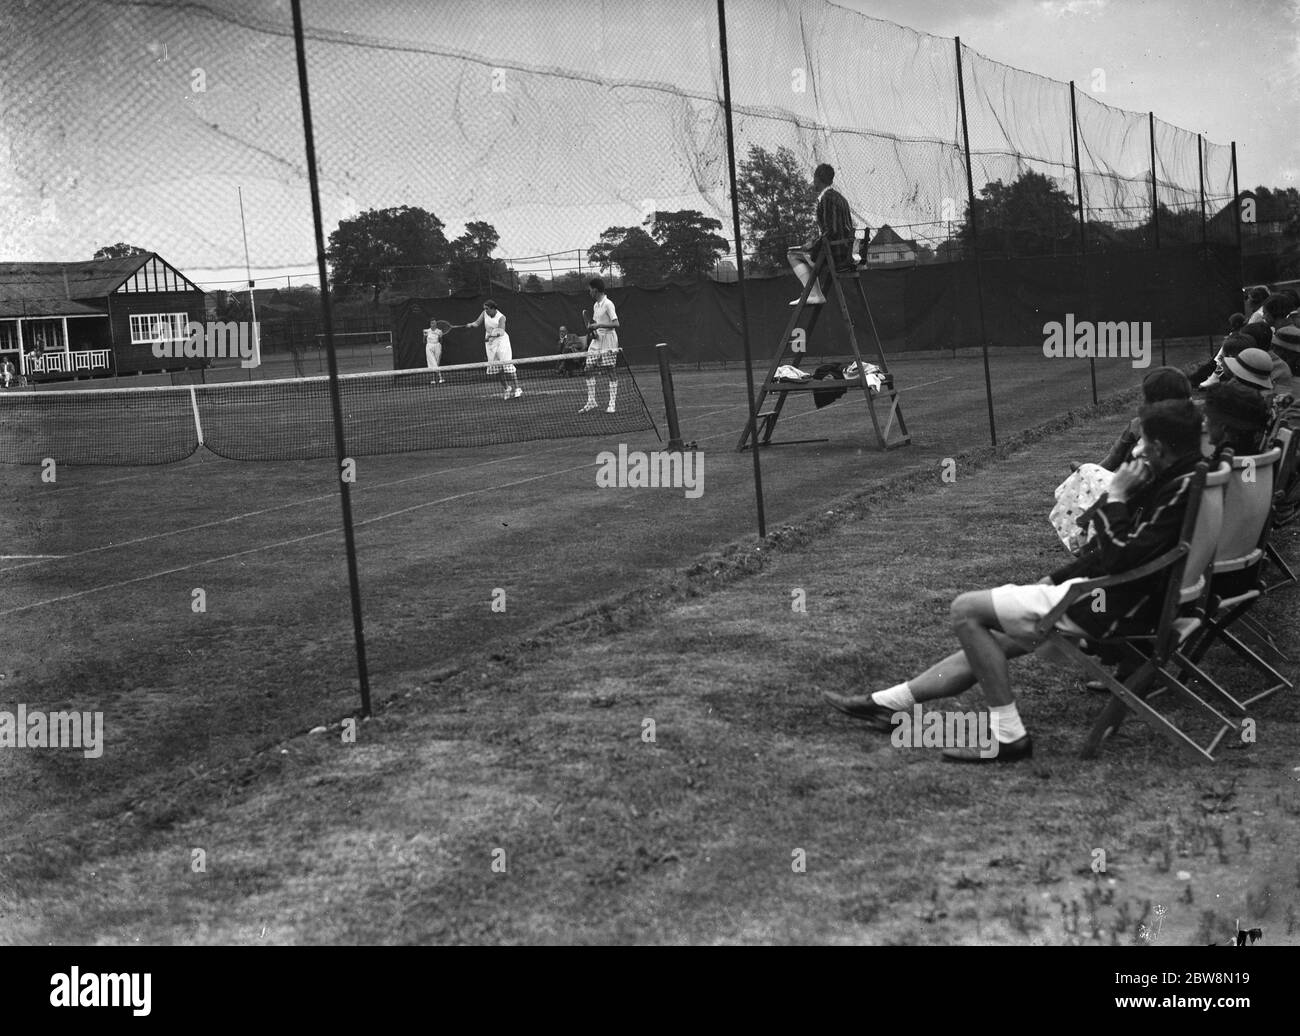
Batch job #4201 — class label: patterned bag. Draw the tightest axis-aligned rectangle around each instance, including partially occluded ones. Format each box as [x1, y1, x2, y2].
[1049, 463, 1113, 554]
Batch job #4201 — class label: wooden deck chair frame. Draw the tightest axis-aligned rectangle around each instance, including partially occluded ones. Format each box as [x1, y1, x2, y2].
[1259, 425, 1298, 594]
[1032, 461, 1239, 761]
[1178, 445, 1293, 712]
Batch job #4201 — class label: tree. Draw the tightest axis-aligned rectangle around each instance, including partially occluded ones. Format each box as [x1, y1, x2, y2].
[551, 271, 589, 292]
[1252, 185, 1300, 224]
[588, 225, 666, 284]
[524, 273, 544, 292]
[735, 145, 817, 273]
[448, 220, 507, 294]
[960, 170, 1079, 257]
[646, 210, 730, 278]
[93, 242, 150, 260]
[326, 206, 449, 303]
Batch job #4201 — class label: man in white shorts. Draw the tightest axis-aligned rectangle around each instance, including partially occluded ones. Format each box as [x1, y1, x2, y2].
[456, 300, 521, 399]
[822, 399, 1205, 763]
[581, 277, 619, 414]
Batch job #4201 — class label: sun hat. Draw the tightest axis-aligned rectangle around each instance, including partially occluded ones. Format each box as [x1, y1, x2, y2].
[1222, 347, 1275, 390]
[1271, 324, 1300, 354]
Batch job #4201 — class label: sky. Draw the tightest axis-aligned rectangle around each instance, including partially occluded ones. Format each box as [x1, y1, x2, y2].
[1, 0, 1295, 293]
[849, 0, 1300, 185]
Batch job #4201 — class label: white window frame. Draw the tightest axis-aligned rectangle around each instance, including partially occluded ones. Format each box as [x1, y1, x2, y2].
[130, 312, 189, 344]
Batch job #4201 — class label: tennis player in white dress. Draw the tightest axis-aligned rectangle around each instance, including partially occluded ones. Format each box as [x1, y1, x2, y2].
[423, 319, 448, 384]
[457, 300, 522, 399]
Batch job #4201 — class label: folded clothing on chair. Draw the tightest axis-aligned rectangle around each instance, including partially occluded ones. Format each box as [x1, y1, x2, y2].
[774, 364, 811, 383]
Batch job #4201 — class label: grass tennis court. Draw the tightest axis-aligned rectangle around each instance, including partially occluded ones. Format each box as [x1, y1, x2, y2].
[0, 354, 656, 464]
[7, 339, 1295, 944]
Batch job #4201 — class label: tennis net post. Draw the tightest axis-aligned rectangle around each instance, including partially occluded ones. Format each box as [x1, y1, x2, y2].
[655, 343, 685, 452]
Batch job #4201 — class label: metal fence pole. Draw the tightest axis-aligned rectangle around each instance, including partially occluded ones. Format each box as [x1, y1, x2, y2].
[1069, 81, 1097, 404]
[955, 37, 996, 447]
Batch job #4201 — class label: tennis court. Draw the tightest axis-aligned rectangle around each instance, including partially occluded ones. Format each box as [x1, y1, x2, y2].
[0, 342, 1210, 846]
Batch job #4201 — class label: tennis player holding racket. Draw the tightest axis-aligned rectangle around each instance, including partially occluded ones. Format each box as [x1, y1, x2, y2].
[456, 300, 522, 399]
[581, 277, 619, 413]
[423, 318, 449, 384]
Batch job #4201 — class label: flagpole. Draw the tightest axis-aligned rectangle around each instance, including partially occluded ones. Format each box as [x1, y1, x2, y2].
[237, 186, 262, 368]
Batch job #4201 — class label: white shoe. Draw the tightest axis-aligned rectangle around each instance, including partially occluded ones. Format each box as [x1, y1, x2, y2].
[606, 403, 616, 414]
[513, 387, 523, 398]
[502, 388, 513, 399]
[790, 295, 827, 305]
[579, 401, 596, 413]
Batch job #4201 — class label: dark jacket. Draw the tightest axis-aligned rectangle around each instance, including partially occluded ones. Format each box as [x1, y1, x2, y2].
[815, 187, 856, 272]
[1050, 451, 1203, 637]
[1098, 416, 1141, 471]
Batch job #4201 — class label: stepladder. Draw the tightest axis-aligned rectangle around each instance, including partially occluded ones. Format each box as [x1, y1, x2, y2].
[737, 238, 910, 452]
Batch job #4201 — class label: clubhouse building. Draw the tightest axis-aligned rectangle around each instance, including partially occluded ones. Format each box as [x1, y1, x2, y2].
[0, 254, 210, 381]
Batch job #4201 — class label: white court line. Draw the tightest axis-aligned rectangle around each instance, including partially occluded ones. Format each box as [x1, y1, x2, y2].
[0, 443, 587, 574]
[0, 555, 65, 559]
[0, 459, 607, 618]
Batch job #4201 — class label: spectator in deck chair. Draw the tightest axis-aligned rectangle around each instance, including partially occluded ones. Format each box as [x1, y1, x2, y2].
[1203, 381, 1270, 461]
[1222, 343, 1293, 406]
[824, 399, 1205, 763]
[1244, 285, 1270, 322]
[0, 358, 15, 388]
[1050, 367, 1191, 554]
[1203, 287, 1267, 388]
[1097, 366, 1191, 471]
[1261, 293, 1297, 332]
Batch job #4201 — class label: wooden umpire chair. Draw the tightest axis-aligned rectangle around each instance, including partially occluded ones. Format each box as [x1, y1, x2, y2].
[1030, 461, 1238, 761]
[737, 235, 909, 452]
[1175, 445, 1292, 715]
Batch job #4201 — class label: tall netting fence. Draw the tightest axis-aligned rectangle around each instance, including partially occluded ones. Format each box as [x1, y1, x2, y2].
[0, 0, 1246, 819]
[1, 0, 1237, 298]
[0, 0, 1241, 435]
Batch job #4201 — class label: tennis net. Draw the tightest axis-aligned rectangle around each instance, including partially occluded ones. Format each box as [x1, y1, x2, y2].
[0, 351, 658, 465]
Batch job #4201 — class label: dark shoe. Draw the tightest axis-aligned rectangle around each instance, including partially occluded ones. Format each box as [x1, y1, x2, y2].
[822, 691, 895, 731]
[942, 734, 1033, 764]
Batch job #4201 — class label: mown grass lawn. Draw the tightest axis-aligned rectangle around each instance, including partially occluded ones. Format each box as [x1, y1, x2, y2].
[3, 384, 1297, 945]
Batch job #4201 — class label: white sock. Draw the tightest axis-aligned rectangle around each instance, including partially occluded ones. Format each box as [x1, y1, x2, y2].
[871, 682, 914, 710]
[585, 377, 596, 404]
[608, 381, 618, 407]
[989, 703, 1027, 743]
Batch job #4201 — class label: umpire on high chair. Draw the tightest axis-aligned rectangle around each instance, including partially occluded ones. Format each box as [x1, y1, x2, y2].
[786, 163, 857, 306]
